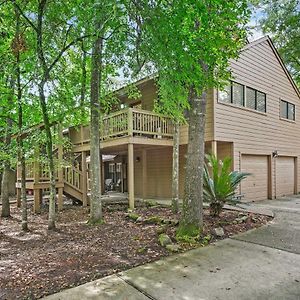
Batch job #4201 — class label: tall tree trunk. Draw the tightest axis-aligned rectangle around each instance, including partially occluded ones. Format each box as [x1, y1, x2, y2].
[89, 35, 103, 223]
[1, 77, 15, 218]
[36, 0, 56, 230]
[80, 42, 87, 115]
[179, 88, 207, 236]
[15, 6, 28, 231]
[39, 82, 56, 230]
[172, 121, 179, 213]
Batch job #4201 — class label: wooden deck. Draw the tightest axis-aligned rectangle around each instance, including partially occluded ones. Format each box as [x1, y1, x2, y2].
[69, 108, 174, 151]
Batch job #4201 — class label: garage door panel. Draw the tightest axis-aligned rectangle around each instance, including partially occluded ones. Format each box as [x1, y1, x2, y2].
[276, 157, 294, 197]
[241, 155, 269, 201]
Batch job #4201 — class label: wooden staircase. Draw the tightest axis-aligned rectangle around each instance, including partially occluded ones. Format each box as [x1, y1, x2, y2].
[63, 166, 86, 204]
[17, 160, 88, 212]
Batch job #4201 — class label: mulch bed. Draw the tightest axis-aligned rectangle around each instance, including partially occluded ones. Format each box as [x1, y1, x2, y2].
[0, 202, 272, 300]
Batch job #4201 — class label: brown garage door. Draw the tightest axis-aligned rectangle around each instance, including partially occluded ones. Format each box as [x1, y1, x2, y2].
[276, 156, 295, 197]
[241, 155, 269, 201]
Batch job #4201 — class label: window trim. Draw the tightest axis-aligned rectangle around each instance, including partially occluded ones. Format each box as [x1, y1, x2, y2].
[280, 99, 295, 121]
[218, 81, 266, 113]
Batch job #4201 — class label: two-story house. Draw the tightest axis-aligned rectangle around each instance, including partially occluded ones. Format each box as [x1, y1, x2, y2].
[19, 36, 300, 211]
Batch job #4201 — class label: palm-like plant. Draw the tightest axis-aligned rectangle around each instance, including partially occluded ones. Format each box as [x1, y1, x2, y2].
[203, 154, 250, 217]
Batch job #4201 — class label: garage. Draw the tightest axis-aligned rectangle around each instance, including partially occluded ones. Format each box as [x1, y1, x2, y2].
[241, 155, 269, 201]
[276, 156, 295, 197]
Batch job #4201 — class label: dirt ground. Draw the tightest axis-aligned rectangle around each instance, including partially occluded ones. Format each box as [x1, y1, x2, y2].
[0, 202, 272, 300]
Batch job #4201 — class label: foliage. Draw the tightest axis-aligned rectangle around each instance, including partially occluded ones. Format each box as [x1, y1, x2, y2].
[203, 154, 250, 217]
[252, 0, 300, 87]
[176, 223, 201, 244]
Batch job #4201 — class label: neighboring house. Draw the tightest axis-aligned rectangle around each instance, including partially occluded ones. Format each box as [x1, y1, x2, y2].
[19, 36, 300, 211]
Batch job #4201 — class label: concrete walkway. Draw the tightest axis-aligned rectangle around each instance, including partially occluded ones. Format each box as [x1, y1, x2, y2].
[44, 197, 300, 300]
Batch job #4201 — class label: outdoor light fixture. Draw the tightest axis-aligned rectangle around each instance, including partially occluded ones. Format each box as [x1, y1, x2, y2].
[272, 150, 278, 158]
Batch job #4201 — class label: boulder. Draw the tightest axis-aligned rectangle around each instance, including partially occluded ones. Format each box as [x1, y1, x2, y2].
[159, 233, 172, 247]
[166, 244, 181, 252]
[213, 227, 225, 237]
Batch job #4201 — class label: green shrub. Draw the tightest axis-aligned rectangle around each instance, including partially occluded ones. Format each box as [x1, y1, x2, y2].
[203, 154, 250, 217]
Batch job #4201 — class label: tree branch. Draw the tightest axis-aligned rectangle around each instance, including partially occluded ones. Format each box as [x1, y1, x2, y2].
[47, 33, 94, 74]
[12, 0, 38, 32]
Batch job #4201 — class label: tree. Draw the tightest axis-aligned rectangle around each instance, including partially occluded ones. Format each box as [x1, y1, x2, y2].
[0, 3, 16, 218]
[131, 0, 250, 237]
[76, 1, 132, 223]
[14, 0, 91, 229]
[253, 0, 300, 87]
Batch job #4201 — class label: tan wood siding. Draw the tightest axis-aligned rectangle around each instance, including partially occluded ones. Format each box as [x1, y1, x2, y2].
[275, 156, 295, 197]
[241, 155, 269, 201]
[143, 147, 173, 199]
[214, 39, 300, 197]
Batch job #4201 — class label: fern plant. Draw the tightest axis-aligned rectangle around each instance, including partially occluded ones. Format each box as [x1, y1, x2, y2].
[203, 154, 250, 217]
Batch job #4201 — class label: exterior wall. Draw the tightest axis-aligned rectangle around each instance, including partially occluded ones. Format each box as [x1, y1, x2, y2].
[214, 38, 300, 198]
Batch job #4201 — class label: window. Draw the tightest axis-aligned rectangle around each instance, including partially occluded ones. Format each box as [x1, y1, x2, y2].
[232, 82, 244, 106]
[219, 81, 266, 113]
[280, 100, 295, 121]
[218, 85, 231, 103]
[246, 87, 256, 110]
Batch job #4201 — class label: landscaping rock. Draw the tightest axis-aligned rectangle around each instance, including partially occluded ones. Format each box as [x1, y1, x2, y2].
[127, 213, 140, 221]
[213, 227, 225, 237]
[136, 216, 144, 222]
[166, 244, 181, 252]
[144, 216, 163, 224]
[236, 215, 248, 224]
[156, 225, 168, 234]
[159, 233, 172, 247]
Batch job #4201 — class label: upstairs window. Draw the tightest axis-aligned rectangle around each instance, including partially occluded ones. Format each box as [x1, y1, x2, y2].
[218, 85, 231, 103]
[245, 87, 266, 113]
[280, 100, 295, 121]
[232, 82, 244, 106]
[218, 81, 266, 113]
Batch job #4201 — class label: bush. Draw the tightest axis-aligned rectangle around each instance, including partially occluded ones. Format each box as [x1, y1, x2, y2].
[203, 154, 250, 217]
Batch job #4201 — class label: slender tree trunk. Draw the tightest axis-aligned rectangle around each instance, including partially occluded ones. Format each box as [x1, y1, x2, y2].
[89, 35, 103, 223]
[1, 77, 15, 218]
[80, 42, 87, 115]
[35, 0, 56, 230]
[179, 88, 207, 236]
[14, 7, 28, 231]
[38, 82, 56, 230]
[172, 121, 179, 213]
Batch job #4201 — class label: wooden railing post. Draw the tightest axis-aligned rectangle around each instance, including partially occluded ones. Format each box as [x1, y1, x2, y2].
[128, 108, 133, 136]
[33, 147, 41, 213]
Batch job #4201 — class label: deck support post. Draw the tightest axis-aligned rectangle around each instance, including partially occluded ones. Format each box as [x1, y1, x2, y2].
[211, 140, 217, 157]
[16, 187, 21, 207]
[172, 122, 180, 212]
[57, 124, 64, 211]
[142, 149, 147, 200]
[128, 143, 135, 209]
[100, 154, 105, 195]
[33, 147, 41, 214]
[16, 165, 21, 207]
[82, 151, 88, 206]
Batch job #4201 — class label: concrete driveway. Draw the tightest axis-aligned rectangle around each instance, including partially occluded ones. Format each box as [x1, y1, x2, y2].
[44, 197, 300, 300]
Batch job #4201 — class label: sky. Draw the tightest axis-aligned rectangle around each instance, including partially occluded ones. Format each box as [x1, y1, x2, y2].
[248, 6, 265, 41]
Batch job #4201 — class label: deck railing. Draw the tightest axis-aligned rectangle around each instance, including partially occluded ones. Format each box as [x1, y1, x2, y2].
[63, 166, 82, 191]
[99, 108, 174, 140]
